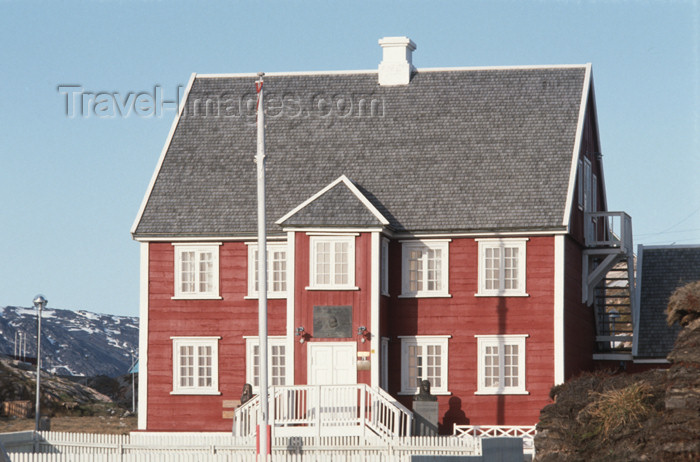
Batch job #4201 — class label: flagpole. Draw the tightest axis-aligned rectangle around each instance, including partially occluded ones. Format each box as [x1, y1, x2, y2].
[255, 72, 270, 460]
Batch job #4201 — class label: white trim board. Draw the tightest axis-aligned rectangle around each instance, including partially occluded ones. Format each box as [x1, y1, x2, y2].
[137, 242, 149, 430]
[562, 63, 592, 229]
[553, 235, 565, 385]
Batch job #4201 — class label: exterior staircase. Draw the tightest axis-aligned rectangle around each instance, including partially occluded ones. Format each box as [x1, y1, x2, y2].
[233, 384, 413, 443]
[582, 212, 636, 355]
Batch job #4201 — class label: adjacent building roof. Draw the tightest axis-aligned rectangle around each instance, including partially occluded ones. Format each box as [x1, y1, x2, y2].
[132, 65, 590, 238]
[635, 245, 700, 359]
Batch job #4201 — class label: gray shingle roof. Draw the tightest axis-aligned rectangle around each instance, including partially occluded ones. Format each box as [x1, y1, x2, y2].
[636, 245, 700, 358]
[133, 66, 587, 238]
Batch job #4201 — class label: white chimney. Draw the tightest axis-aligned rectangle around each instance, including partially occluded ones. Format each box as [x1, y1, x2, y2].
[378, 36, 416, 86]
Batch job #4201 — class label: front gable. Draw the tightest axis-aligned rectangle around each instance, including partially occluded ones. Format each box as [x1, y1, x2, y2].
[277, 175, 389, 228]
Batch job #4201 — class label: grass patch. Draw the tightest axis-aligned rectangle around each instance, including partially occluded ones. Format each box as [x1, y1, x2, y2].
[579, 382, 655, 440]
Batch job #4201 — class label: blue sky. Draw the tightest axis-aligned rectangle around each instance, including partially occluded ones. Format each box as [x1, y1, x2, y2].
[1, 1, 698, 317]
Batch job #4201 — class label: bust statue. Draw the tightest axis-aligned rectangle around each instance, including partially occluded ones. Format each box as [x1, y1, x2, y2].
[414, 379, 438, 401]
[241, 383, 253, 405]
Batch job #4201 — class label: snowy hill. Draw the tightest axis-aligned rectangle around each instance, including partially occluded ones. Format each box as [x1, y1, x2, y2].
[0, 306, 138, 377]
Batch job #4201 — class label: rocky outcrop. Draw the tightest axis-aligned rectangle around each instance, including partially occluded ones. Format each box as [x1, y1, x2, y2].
[535, 319, 700, 461]
[0, 356, 113, 417]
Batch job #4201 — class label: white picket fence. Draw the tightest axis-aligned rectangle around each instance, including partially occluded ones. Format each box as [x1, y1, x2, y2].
[3, 431, 481, 462]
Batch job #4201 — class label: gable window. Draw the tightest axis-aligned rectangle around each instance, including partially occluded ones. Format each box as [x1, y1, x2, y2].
[476, 239, 527, 296]
[476, 335, 528, 395]
[399, 336, 450, 395]
[245, 337, 287, 393]
[381, 237, 390, 296]
[173, 244, 221, 299]
[171, 337, 220, 395]
[400, 240, 450, 297]
[247, 243, 287, 298]
[308, 235, 356, 290]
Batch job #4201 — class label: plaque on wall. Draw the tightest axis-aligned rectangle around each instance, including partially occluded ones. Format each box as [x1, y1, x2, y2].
[313, 306, 352, 338]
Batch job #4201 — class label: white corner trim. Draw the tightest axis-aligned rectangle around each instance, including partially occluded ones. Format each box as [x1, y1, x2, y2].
[562, 63, 592, 229]
[131, 73, 197, 237]
[286, 231, 296, 386]
[138, 242, 149, 430]
[554, 235, 565, 385]
[275, 175, 390, 226]
[370, 232, 380, 388]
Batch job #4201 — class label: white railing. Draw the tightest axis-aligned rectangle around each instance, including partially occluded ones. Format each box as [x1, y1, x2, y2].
[234, 384, 413, 441]
[454, 424, 536, 454]
[585, 211, 633, 253]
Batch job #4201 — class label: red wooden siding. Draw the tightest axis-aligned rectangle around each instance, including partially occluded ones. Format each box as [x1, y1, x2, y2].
[386, 236, 556, 430]
[146, 241, 287, 432]
[292, 233, 373, 386]
[563, 236, 596, 377]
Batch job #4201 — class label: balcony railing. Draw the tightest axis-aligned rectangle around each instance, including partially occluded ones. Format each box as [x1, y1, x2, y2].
[585, 211, 633, 253]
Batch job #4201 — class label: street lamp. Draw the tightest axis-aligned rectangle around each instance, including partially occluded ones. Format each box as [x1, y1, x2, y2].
[33, 294, 47, 435]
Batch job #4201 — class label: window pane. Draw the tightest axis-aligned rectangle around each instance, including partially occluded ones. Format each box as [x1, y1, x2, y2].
[334, 242, 349, 285]
[426, 249, 442, 291]
[409, 249, 423, 292]
[485, 247, 500, 290]
[503, 344, 519, 388]
[180, 345, 194, 387]
[484, 345, 499, 388]
[181, 251, 195, 293]
[253, 345, 260, 387]
[198, 251, 214, 293]
[408, 345, 421, 387]
[316, 242, 331, 285]
[504, 247, 518, 290]
[198, 345, 212, 387]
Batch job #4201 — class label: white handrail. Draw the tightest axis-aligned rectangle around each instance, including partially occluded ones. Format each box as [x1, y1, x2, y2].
[232, 385, 413, 439]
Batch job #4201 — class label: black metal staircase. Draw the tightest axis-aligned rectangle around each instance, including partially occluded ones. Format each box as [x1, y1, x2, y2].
[582, 212, 635, 355]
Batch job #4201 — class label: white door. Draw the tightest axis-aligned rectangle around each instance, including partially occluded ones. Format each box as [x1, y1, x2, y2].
[308, 342, 357, 385]
[308, 342, 357, 430]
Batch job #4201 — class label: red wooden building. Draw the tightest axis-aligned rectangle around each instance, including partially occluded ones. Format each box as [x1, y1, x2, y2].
[131, 37, 636, 434]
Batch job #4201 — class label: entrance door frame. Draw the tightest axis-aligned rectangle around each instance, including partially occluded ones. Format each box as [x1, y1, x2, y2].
[307, 341, 357, 386]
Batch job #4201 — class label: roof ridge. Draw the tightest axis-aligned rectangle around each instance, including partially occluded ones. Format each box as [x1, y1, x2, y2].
[194, 64, 590, 79]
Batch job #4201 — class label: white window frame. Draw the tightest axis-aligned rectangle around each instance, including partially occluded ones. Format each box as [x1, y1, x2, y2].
[400, 240, 450, 298]
[308, 235, 357, 290]
[381, 337, 390, 391]
[246, 242, 287, 299]
[475, 334, 528, 395]
[476, 238, 528, 297]
[577, 159, 584, 210]
[171, 336, 221, 395]
[583, 157, 592, 213]
[381, 237, 390, 296]
[398, 335, 450, 395]
[173, 243, 221, 299]
[245, 336, 288, 394]
[591, 173, 597, 213]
